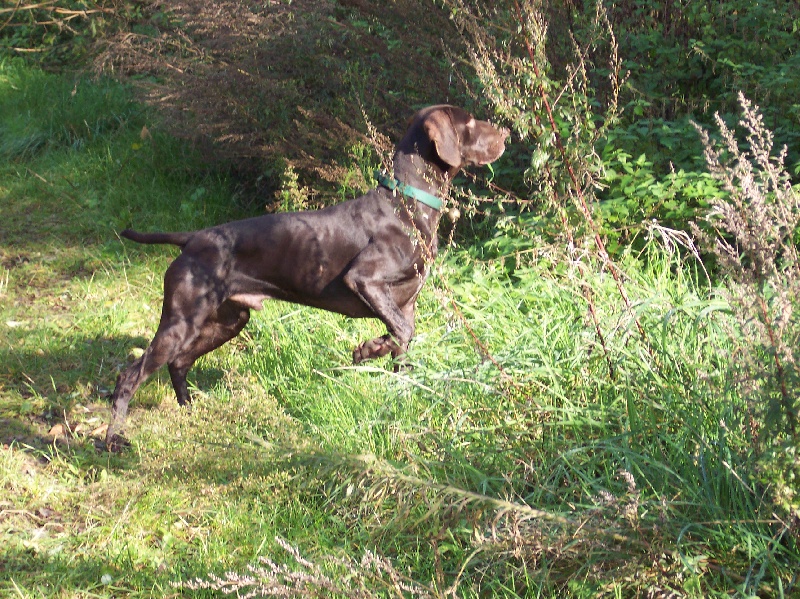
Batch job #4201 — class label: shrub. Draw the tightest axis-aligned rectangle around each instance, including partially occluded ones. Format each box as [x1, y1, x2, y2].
[693, 93, 800, 522]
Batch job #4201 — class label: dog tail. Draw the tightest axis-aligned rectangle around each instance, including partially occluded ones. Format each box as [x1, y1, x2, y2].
[120, 229, 193, 247]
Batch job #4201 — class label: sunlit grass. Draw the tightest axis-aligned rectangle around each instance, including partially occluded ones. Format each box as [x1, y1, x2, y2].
[1, 61, 796, 598]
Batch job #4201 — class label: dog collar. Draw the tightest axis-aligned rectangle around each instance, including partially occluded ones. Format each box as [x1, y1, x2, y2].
[374, 170, 442, 211]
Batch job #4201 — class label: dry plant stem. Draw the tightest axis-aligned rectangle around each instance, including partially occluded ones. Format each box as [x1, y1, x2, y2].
[757, 294, 795, 437]
[0, 0, 23, 31]
[582, 281, 615, 379]
[0, 0, 115, 38]
[547, 160, 615, 380]
[512, 0, 653, 357]
[178, 535, 438, 599]
[286, 444, 646, 547]
[549, 156, 615, 380]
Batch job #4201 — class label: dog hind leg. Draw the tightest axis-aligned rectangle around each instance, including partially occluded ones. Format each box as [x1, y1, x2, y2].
[167, 301, 251, 406]
[106, 319, 192, 445]
[106, 257, 229, 447]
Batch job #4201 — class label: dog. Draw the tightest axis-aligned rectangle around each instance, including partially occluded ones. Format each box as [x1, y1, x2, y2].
[105, 105, 509, 448]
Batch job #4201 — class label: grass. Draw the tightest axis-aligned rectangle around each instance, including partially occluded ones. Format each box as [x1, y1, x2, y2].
[1, 60, 798, 598]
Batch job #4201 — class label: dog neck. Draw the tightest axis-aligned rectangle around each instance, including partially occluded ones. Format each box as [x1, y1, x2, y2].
[390, 149, 448, 255]
[393, 134, 452, 192]
[375, 171, 441, 209]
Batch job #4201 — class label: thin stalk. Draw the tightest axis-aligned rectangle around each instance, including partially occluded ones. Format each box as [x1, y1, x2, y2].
[512, 0, 654, 359]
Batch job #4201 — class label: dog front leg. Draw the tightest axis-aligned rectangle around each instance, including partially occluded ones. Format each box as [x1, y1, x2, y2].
[344, 270, 415, 366]
[352, 333, 400, 364]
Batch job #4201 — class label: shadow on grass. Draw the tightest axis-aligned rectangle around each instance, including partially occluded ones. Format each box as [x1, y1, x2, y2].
[0, 542, 168, 596]
[95, 0, 466, 202]
[0, 451, 340, 596]
[0, 330, 230, 449]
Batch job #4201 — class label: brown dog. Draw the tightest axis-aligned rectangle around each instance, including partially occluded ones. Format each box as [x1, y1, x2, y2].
[106, 105, 508, 447]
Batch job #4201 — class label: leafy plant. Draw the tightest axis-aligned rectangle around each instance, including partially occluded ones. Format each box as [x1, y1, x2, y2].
[595, 145, 720, 252]
[595, 0, 800, 168]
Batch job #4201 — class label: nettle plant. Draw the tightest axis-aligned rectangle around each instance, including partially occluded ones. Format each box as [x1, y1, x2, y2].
[444, 0, 624, 248]
[693, 93, 800, 521]
[443, 0, 714, 257]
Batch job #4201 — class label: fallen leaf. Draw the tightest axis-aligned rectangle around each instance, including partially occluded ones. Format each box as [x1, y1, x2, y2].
[91, 424, 108, 438]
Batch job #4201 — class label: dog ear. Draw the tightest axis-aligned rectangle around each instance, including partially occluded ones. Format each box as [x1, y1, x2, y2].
[424, 109, 462, 167]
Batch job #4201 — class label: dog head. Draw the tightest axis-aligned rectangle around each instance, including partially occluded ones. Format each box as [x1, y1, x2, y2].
[412, 105, 510, 169]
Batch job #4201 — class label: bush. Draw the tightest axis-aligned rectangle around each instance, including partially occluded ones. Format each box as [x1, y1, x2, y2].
[693, 94, 800, 522]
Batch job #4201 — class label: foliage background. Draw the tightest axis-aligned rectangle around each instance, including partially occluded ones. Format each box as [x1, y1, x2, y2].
[1, 0, 798, 597]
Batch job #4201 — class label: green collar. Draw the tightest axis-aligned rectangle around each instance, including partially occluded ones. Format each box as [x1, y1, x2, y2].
[375, 170, 442, 211]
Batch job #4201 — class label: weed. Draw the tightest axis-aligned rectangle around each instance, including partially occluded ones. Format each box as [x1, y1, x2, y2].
[693, 93, 800, 524]
[176, 536, 437, 598]
[271, 159, 311, 213]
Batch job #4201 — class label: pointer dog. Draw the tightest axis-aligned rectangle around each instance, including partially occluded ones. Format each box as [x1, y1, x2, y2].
[106, 105, 508, 447]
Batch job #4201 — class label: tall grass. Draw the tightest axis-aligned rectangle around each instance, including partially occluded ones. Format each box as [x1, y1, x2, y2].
[1, 59, 797, 599]
[183, 229, 796, 596]
[0, 59, 137, 159]
[278, 240, 789, 596]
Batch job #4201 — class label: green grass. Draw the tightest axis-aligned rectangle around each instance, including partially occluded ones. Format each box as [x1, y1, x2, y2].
[1, 61, 797, 598]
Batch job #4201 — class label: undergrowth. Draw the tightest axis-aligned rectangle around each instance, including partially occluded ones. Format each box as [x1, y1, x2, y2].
[2, 4, 800, 597]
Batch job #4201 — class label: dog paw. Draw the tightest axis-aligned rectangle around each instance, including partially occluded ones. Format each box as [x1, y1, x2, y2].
[353, 336, 392, 364]
[353, 335, 410, 366]
[102, 433, 131, 453]
[352, 341, 373, 364]
[391, 357, 412, 373]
